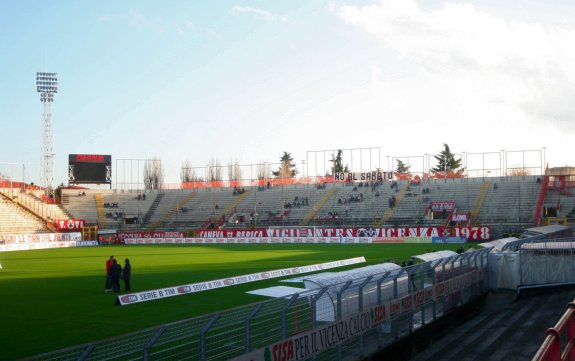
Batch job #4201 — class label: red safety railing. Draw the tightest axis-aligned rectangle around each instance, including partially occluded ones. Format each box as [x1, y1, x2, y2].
[533, 301, 575, 361]
[533, 175, 549, 226]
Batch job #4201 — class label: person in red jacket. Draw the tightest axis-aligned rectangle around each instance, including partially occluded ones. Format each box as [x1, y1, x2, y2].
[105, 256, 114, 292]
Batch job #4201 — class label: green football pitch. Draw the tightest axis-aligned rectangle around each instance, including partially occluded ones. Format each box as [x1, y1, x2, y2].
[0, 243, 470, 360]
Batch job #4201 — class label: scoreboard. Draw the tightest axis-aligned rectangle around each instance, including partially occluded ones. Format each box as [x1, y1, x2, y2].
[68, 154, 112, 184]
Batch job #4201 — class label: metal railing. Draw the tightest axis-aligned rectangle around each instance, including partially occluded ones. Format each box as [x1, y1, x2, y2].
[517, 238, 575, 288]
[532, 301, 575, 361]
[27, 249, 491, 361]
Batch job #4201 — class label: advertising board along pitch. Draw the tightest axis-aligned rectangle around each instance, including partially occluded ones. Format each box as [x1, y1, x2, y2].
[116, 257, 366, 306]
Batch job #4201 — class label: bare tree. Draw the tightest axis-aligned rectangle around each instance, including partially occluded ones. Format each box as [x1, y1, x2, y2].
[207, 158, 223, 181]
[143, 158, 164, 190]
[507, 167, 531, 176]
[256, 161, 270, 180]
[181, 160, 192, 183]
[227, 160, 242, 181]
[191, 170, 201, 182]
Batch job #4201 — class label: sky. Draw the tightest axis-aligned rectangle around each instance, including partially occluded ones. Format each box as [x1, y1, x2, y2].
[1, 0, 574, 187]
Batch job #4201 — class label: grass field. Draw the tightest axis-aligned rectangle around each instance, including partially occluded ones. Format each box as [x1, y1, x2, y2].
[0, 243, 470, 360]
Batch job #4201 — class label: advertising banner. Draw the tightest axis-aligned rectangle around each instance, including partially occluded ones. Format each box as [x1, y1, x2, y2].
[231, 303, 389, 361]
[123, 227, 490, 246]
[232, 269, 480, 361]
[76, 240, 99, 247]
[115, 231, 184, 243]
[432, 237, 467, 244]
[404, 237, 433, 244]
[117, 257, 366, 306]
[0, 232, 81, 245]
[0, 241, 77, 252]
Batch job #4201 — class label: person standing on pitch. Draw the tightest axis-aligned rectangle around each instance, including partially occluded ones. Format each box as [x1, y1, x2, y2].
[109, 258, 122, 294]
[122, 258, 131, 292]
[105, 256, 114, 292]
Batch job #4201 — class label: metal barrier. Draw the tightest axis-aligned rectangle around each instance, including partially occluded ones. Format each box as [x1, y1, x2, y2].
[27, 249, 491, 361]
[532, 301, 575, 361]
[519, 239, 575, 287]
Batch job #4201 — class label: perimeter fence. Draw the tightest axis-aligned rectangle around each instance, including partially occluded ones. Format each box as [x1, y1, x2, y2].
[516, 238, 575, 287]
[28, 248, 491, 361]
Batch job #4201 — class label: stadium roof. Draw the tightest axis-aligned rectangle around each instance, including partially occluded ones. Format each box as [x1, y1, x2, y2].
[303, 263, 401, 288]
[478, 237, 519, 252]
[411, 250, 458, 263]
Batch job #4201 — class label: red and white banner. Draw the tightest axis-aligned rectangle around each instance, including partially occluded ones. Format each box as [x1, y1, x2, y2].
[55, 219, 86, 230]
[128, 226, 490, 245]
[450, 213, 469, 223]
[198, 227, 490, 241]
[117, 257, 366, 306]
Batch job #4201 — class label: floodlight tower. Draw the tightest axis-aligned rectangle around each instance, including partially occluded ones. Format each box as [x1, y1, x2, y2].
[36, 72, 58, 196]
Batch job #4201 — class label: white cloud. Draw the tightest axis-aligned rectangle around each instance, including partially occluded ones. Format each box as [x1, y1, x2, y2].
[98, 10, 166, 33]
[232, 6, 288, 23]
[175, 19, 194, 36]
[333, 0, 575, 132]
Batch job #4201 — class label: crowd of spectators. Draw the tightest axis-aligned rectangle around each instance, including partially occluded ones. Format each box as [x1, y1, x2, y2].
[317, 211, 339, 220]
[232, 187, 246, 195]
[284, 195, 309, 209]
[338, 193, 363, 205]
[105, 211, 124, 220]
[256, 181, 273, 191]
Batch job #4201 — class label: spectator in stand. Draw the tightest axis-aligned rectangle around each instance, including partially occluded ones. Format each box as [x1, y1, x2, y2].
[105, 256, 114, 292]
[122, 258, 131, 292]
[109, 259, 122, 294]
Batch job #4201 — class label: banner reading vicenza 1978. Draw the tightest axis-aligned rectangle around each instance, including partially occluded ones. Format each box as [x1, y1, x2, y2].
[116, 257, 366, 306]
[196, 226, 491, 241]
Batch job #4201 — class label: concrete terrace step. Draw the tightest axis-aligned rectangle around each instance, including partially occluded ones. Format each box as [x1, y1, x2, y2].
[408, 288, 575, 361]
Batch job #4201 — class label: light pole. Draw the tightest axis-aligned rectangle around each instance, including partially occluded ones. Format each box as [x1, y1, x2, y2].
[36, 72, 58, 197]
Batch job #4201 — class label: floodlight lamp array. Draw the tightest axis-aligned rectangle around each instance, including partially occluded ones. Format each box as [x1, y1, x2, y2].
[36, 72, 58, 94]
[40, 93, 54, 102]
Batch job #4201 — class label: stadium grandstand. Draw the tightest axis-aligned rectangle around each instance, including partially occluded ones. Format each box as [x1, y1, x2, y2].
[2, 154, 575, 361]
